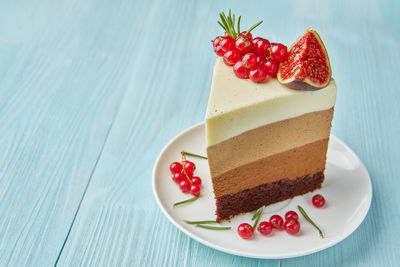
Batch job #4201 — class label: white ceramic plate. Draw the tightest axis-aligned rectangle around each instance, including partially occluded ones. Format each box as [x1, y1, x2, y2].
[152, 123, 372, 259]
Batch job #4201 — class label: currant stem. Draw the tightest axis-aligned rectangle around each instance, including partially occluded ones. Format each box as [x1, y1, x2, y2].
[181, 154, 193, 184]
[298, 205, 324, 238]
[173, 196, 199, 207]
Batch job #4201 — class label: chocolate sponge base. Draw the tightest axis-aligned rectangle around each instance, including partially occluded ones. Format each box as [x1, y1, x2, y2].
[216, 172, 324, 222]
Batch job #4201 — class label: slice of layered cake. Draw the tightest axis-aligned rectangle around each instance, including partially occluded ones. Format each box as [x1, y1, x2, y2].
[206, 12, 336, 222]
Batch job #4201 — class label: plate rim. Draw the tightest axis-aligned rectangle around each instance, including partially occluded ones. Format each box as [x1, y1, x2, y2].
[152, 122, 372, 259]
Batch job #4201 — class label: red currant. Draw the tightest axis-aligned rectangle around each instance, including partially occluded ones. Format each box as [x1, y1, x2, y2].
[179, 180, 191, 193]
[253, 38, 271, 58]
[256, 55, 266, 66]
[237, 223, 253, 239]
[312, 194, 326, 208]
[284, 218, 300, 235]
[233, 61, 250, 79]
[270, 215, 284, 230]
[271, 43, 288, 62]
[235, 34, 253, 54]
[191, 176, 202, 186]
[249, 67, 267, 83]
[263, 60, 279, 76]
[170, 162, 183, 174]
[172, 173, 185, 184]
[220, 36, 235, 52]
[223, 49, 241, 66]
[212, 36, 223, 48]
[285, 211, 299, 221]
[241, 31, 252, 39]
[182, 168, 194, 178]
[190, 185, 201, 196]
[258, 221, 273, 235]
[215, 46, 225, 56]
[184, 160, 195, 172]
[242, 53, 258, 69]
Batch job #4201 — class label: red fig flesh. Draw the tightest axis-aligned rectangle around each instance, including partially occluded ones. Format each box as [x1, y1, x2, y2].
[277, 29, 331, 90]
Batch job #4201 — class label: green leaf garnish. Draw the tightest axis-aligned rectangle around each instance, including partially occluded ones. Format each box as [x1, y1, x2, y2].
[298, 205, 324, 238]
[173, 196, 199, 207]
[196, 225, 231, 230]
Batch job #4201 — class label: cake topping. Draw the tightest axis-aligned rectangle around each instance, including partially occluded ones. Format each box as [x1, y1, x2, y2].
[212, 10, 288, 83]
[277, 29, 332, 90]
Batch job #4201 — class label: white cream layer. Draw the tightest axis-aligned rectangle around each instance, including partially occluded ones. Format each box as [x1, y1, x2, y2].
[205, 57, 337, 146]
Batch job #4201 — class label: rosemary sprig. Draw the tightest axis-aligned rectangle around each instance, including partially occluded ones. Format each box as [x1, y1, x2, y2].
[173, 196, 199, 207]
[217, 9, 263, 39]
[196, 224, 231, 230]
[183, 220, 218, 225]
[181, 151, 207, 160]
[251, 207, 263, 221]
[298, 205, 324, 238]
[252, 207, 263, 229]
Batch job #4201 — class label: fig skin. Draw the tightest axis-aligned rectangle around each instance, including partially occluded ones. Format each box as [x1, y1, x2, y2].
[277, 29, 332, 90]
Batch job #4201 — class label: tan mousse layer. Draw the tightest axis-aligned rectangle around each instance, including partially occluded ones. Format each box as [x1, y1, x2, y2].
[211, 138, 329, 198]
[207, 108, 333, 178]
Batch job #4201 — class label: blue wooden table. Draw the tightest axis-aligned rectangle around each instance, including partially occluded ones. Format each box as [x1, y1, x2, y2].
[0, 0, 399, 266]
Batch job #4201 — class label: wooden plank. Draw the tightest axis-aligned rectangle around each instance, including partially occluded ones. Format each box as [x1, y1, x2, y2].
[0, 0, 146, 265]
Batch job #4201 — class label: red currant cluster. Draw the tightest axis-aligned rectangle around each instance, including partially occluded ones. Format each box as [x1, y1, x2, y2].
[213, 34, 288, 83]
[237, 194, 326, 239]
[238, 210, 300, 239]
[170, 160, 202, 196]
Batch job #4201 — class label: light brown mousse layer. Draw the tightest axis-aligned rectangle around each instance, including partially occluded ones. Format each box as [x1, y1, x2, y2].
[207, 108, 334, 178]
[211, 137, 329, 198]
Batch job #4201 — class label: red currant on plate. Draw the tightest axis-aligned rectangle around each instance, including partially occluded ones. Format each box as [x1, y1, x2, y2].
[270, 215, 284, 230]
[184, 160, 195, 170]
[237, 223, 253, 239]
[215, 46, 225, 56]
[190, 185, 200, 196]
[271, 43, 288, 62]
[312, 194, 326, 208]
[258, 221, 273, 235]
[223, 49, 241, 66]
[233, 61, 250, 79]
[284, 218, 300, 235]
[235, 34, 254, 54]
[191, 176, 202, 186]
[172, 173, 185, 184]
[220, 36, 235, 52]
[242, 53, 258, 69]
[285, 211, 299, 221]
[249, 67, 267, 83]
[169, 162, 183, 174]
[179, 180, 191, 193]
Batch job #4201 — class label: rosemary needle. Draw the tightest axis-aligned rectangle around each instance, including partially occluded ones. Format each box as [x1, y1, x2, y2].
[196, 224, 231, 230]
[183, 220, 218, 225]
[181, 151, 208, 160]
[173, 196, 199, 207]
[298, 205, 324, 238]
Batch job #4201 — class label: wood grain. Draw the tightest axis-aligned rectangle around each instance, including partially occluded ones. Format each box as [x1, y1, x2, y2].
[0, 0, 399, 266]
